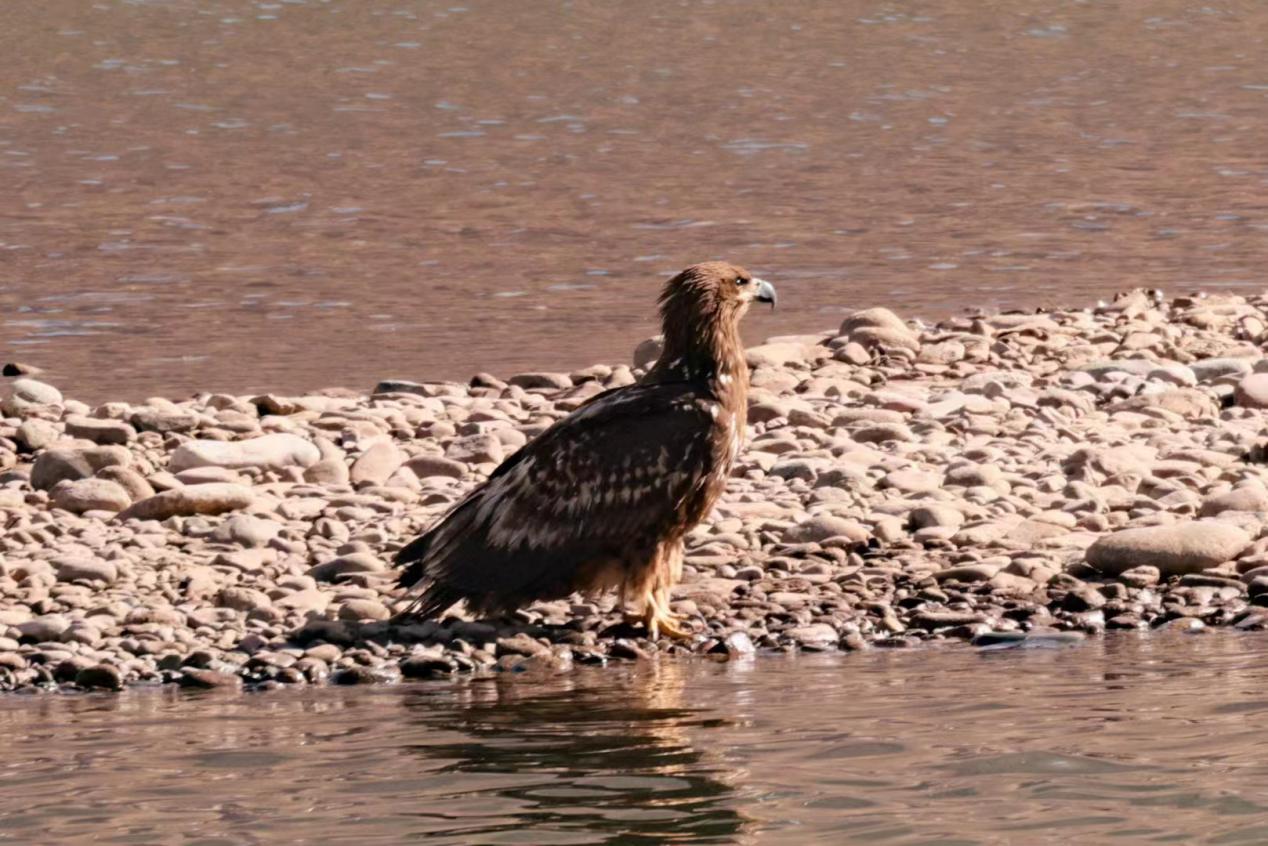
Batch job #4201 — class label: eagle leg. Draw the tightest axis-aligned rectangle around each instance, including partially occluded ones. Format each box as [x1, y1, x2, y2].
[642, 587, 694, 641]
[621, 539, 694, 640]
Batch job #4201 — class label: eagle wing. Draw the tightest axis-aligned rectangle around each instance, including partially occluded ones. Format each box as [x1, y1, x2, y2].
[395, 380, 721, 618]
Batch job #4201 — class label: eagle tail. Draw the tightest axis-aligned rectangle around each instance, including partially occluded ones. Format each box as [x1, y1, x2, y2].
[396, 580, 467, 622]
[390, 522, 471, 621]
[394, 532, 435, 589]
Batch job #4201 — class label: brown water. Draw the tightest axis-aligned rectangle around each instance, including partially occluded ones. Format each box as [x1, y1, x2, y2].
[2, 633, 1268, 844]
[3, 1, 1268, 402]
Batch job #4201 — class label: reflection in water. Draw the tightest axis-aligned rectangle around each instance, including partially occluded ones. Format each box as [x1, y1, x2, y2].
[4, 1, 1268, 400]
[5, 635, 1268, 843]
[400, 664, 749, 843]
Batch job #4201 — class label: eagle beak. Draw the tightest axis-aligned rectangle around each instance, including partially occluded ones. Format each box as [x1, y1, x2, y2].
[754, 278, 777, 310]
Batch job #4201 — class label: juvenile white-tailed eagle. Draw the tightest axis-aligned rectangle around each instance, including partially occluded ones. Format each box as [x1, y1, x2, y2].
[395, 262, 775, 639]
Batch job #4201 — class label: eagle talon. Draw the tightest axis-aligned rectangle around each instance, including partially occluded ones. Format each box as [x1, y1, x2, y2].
[643, 610, 695, 642]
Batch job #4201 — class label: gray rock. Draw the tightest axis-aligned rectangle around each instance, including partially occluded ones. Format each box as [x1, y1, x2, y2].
[1192, 357, 1255, 383]
[95, 466, 156, 501]
[130, 408, 200, 433]
[11, 378, 63, 406]
[446, 433, 504, 466]
[1200, 486, 1268, 517]
[508, 372, 573, 390]
[32, 450, 92, 490]
[209, 514, 280, 548]
[31, 446, 130, 490]
[64, 415, 136, 445]
[788, 623, 839, 650]
[633, 336, 664, 370]
[52, 556, 118, 585]
[304, 458, 350, 485]
[217, 587, 273, 613]
[15, 419, 59, 452]
[16, 614, 70, 642]
[909, 505, 965, 530]
[784, 515, 869, 544]
[52, 478, 132, 514]
[337, 598, 393, 621]
[170, 433, 319, 472]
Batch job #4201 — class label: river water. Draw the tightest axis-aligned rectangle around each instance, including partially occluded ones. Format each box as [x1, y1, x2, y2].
[3, 633, 1268, 844]
[3, 0, 1268, 402]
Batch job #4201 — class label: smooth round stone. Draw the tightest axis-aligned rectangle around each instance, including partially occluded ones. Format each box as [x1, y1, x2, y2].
[52, 478, 132, 514]
[1085, 521, 1251, 577]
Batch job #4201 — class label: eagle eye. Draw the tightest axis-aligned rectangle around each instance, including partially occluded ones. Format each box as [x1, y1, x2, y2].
[735, 277, 750, 286]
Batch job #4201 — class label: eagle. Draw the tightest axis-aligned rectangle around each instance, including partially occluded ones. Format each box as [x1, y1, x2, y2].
[394, 261, 776, 639]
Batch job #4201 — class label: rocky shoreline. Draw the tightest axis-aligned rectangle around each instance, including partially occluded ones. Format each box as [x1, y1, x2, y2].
[5, 289, 1268, 693]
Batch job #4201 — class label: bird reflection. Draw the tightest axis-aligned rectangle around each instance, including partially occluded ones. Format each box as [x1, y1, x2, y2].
[398, 662, 750, 844]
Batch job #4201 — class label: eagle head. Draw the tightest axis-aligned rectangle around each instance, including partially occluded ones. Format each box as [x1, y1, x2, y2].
[653, 262, 776, 380]
[658, 261, 776, 327]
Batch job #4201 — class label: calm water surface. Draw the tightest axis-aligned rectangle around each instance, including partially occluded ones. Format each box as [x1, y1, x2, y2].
[3, 1, 1268, 401]
[3, 633, 1268, 844]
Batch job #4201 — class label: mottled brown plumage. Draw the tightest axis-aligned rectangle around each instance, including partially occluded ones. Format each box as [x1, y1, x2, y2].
[394, 261, 775, 638]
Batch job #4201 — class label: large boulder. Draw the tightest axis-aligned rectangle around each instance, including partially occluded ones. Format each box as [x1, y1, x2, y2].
[3, 378, 63, 415]
[839, 307, 919, 353]
[31, 447, 131, 491]
[169, 433, 319, 473]
[1084, 521, 1251, 577]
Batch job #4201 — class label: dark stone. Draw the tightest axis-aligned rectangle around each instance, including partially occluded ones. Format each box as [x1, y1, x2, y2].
[1178, 573, 1246, 591]
[30, 450, 93, 491]
[75, 664, 124, 691]
[399, 656, 455, 679]
[275, 667, 307, 685]
[495, 633, 551, 658]
[54, 656, 95, 683]
[331, 666, 380, 686]
[609, 639, 652, 661]
[372, 379, 430, 397]
[840, 631, 868, 651]
[1061, 586, 1107, 612]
